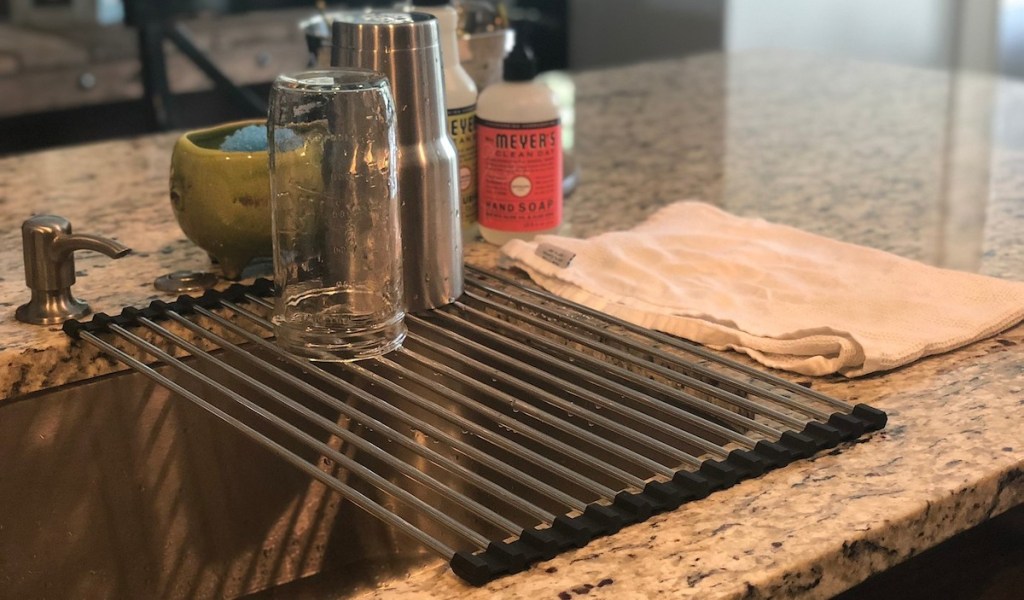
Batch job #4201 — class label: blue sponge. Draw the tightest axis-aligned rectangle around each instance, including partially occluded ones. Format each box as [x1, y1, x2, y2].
[220, 124, 302, 152]
[220, 124, 267, 151]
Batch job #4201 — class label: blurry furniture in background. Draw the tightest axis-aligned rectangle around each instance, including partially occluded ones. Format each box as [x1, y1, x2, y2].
[509, 0, 726, 72]
[0, 2, 378, 154]
[0, 7, 308, 155]
[568, 0, 724, 69]
[9, 0, 124, 26]
[125, 0, 268, 130]
[508, 0, 568, 73]
[125, 0, 398, 129]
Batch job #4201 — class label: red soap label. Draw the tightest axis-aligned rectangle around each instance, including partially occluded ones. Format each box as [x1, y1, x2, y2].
[477, 117, 563, 232]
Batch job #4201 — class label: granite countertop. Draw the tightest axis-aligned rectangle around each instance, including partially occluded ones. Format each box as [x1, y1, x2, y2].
[1, 51, 1022, 599]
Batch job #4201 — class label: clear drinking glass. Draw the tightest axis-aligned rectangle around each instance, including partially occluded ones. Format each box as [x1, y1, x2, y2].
[268, 69, 405, 361]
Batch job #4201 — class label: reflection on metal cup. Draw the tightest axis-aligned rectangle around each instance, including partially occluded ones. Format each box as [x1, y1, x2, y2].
[269, 69, 405, 362]
[331, 12, 464, 313]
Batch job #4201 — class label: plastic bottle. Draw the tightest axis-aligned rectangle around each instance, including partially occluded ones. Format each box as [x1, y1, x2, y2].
[476, 39, 563, 245]
[410, 0, 480, 243]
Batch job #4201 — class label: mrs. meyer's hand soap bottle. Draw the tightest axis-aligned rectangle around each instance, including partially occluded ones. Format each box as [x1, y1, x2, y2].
[477, 39, 563, 245]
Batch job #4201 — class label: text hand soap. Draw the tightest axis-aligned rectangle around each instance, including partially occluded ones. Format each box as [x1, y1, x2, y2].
[476, 38, 563, 246]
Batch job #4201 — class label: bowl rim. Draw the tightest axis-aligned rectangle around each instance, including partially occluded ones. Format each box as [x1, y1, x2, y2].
[178, 118, 268, 157]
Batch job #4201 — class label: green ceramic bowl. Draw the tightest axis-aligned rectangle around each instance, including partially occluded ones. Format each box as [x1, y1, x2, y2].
[169, 119, 273, 280]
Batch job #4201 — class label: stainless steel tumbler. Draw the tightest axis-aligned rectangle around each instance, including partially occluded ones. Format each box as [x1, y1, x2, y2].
[331, 12, 464, 313]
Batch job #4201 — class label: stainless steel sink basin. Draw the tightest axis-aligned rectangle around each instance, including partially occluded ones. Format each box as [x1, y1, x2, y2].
[0, 365, 448, 600]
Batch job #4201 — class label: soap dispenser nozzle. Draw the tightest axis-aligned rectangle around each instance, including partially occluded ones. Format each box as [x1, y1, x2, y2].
[16, 215, 131, 325]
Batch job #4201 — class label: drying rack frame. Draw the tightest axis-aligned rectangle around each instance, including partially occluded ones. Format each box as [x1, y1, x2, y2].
[62, 267, 886, 586]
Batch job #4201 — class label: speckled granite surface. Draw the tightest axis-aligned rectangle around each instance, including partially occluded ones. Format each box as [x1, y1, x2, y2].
[1, 52, 1022, 599]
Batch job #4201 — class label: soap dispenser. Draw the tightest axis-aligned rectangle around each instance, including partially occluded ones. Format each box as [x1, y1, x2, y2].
[476, 38, 563, 245]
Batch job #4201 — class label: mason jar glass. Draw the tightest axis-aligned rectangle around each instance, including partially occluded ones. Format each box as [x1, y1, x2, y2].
[268, 69, 405, 361]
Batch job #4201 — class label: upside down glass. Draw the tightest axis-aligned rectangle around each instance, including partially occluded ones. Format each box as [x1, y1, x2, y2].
[268, 69, 405, 361]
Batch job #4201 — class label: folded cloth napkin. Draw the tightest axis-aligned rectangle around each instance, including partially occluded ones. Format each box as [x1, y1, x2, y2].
[500, 201, 1024, 377]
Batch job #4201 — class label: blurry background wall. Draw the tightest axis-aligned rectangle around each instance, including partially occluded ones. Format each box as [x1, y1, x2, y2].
[725, 0, 998, 72]
[0, 0, 1021, 155]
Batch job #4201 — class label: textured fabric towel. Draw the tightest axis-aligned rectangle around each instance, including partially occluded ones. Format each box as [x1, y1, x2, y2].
[500, 201, 1024, 376]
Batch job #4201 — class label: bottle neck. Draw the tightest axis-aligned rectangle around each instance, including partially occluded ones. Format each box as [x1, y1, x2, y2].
[439, 27, 461, 68]
[417, 5, 461, 68]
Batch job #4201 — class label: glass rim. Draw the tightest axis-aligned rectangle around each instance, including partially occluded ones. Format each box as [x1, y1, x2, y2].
[273, 68, 389, 93]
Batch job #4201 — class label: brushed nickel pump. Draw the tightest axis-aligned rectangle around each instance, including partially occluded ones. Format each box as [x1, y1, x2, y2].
[16, 215, 131, 325]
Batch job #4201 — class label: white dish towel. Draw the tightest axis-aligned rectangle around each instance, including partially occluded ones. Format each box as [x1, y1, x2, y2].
[500, 201, 1024, 377]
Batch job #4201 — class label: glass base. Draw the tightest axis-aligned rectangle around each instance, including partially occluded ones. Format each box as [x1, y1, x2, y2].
[274, 313, 406, 362]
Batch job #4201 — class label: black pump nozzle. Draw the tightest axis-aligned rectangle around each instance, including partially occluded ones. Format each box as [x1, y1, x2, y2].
[504, 37, 537, 81]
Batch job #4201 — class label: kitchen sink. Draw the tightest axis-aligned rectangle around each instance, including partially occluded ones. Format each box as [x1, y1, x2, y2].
[0, 363, 452, 600]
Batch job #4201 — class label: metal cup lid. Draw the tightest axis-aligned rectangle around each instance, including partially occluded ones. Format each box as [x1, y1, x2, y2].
[331, 12, 439, 53]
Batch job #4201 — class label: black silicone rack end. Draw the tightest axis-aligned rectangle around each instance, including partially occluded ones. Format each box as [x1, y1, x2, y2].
[449, 403, 885, 585]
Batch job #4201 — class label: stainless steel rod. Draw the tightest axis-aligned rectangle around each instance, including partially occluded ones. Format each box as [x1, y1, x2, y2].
[244, 293, 274, 309]
[253, 275, 831, 421]
[239, 286, 761, 464]
[397, 337, 684, 477]
[462, 286, 820, 426]
[412, 311, 734, 459]
[465, 275, 833, 421]
[321, 357, 593, 513]
[191, 302, 575, 520]
[466, 266, 853, 412]
[106, 323, 492, 550]
[226, 296, 671, 483]
[460, 291, 801, 432]
[258, 273, 846, 416]
[442, 302, 773, 444]
[375, 348, 655, 485]
[237, 291, 727, 466]
[230, 296, 275, 321]
[138, 316, 525, 537]
[164, 309, 561, 524]
[354, 355, 623, 502]
[233, 294, 720, 470]
[76, 330, 457, 559]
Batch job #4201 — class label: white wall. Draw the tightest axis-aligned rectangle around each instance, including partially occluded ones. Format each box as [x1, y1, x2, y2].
[1000, 0, 1024, 77]
[572, 0, 999, 73]
[725, 0, 957, 69]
